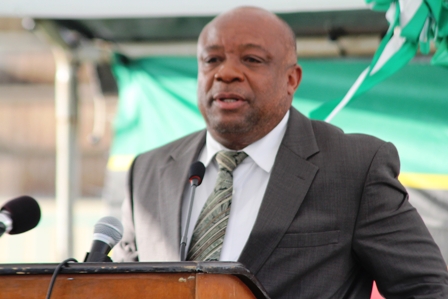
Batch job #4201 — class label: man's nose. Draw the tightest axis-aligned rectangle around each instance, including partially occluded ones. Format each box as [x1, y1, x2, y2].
[214, 60, 244, 83]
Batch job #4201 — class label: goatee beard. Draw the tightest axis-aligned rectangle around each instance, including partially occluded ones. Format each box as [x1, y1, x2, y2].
[210, 114, 259, 134]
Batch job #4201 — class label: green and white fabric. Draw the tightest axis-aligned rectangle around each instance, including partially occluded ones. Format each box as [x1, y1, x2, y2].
[311, 0, 448, 122]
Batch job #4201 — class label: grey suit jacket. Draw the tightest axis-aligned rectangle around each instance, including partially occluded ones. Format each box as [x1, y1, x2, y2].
[114, 107, 448, 298]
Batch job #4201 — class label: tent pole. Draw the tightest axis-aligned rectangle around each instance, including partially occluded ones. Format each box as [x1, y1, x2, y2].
[34, 19, 109, 261]
[34, 20, 81, 261]
[53, 47, 79, 260]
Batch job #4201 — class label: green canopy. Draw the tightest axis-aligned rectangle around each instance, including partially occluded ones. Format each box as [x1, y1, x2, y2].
[109, 55, 448, 179]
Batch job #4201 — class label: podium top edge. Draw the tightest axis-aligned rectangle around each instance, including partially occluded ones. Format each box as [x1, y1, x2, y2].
[0, 261, 250, 275]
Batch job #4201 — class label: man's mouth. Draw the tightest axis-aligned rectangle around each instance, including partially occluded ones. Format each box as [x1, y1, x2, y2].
[219, 98, 239, 102]
[212, 94, 246, 110]
[213, 92, 245, 102]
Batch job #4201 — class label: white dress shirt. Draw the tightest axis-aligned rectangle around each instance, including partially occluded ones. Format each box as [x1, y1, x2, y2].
[181, 111, 290, 261]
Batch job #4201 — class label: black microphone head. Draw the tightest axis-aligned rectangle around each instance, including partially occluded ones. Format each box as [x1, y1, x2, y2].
[189, 161, 205, 186]
[1, 196, 41, 235]
[93, 216, 123, 247]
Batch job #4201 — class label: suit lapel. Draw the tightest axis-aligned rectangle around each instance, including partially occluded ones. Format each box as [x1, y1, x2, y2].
[158, 131, 206, 259]
[239, 108, 320, 274]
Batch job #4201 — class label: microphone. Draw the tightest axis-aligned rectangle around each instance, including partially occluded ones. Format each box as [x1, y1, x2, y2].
[0, 196, 41, 237]
[179, 161, 206, 261]
[84, 216, 123, 262]
[189, 161, 206, 187]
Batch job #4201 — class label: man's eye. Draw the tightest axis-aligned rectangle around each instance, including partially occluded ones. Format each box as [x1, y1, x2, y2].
[205, 57, 220, 64]
[244, 56, 262, 63]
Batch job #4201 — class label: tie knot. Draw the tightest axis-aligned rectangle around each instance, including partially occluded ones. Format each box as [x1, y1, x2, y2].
[216, 151, 248, 172]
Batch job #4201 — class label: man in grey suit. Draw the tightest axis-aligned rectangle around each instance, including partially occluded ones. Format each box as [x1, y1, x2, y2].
[113, 6, 448, 298]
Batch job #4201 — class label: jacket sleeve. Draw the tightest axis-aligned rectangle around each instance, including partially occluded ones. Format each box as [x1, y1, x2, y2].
[352, 142, 448, 298]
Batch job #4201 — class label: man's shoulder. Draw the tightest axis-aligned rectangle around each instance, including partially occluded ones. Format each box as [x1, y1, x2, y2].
[309, 117, 386, 149]
[289, 107, 385, 147]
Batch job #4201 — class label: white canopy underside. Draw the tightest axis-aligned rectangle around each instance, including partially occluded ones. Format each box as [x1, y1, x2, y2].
[0, 0, 370, 19]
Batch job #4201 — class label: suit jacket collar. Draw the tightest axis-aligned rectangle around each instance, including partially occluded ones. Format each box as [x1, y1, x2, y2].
[158, 130, 206, 254]
[281, 108, 320, 160]
[238, 107, 320, 274]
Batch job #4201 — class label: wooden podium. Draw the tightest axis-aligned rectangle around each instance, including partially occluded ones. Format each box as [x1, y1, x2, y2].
[0, 261, 270, 299]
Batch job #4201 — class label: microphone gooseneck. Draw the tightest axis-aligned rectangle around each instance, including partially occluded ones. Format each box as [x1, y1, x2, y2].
[180, 161, 206, 261]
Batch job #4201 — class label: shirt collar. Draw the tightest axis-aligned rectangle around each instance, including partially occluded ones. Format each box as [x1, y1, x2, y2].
[200, 110, 290, 173]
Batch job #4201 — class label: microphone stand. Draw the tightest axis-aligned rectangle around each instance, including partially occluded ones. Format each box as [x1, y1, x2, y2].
[179, 177, 199, 261]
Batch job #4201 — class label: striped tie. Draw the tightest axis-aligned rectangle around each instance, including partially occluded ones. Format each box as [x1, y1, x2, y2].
[187, 150, 248, 261]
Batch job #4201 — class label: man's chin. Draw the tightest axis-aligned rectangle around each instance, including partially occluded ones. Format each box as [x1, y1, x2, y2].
[205, 111, 259, 135]
[213, 124, 251, 134]
[210, 120, 253, 134]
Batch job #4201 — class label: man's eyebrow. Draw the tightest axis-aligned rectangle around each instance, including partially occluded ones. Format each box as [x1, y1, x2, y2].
[201, 44, 271, 55]
[239, 44, 270, 54]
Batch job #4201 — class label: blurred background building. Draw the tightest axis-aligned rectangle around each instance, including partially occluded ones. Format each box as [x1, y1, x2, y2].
[0, 18, 117, 198]
[0, 18, 117, 262]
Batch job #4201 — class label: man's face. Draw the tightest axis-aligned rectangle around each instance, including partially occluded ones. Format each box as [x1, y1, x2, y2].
[197, 10, 301, 149]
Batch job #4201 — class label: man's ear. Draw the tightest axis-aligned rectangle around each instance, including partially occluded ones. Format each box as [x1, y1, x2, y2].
[287, 64, 302, 96]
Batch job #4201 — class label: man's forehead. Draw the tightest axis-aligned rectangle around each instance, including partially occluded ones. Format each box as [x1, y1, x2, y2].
[199, 19, 277, 51]
[203, 9, 289, 38]
[199, 29, 269, 49]
[212, 6, 280, 26]
[204, 9, 281, 35]
[197, 7, 295, 61]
